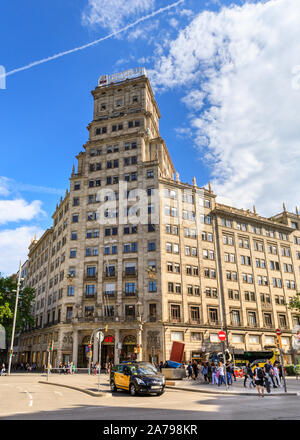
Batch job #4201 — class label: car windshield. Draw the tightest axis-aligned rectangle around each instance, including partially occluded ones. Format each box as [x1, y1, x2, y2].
[130, 366, 156, 376]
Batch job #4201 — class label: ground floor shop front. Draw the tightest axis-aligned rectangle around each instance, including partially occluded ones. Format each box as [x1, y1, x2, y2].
[15, 324, 299, 368]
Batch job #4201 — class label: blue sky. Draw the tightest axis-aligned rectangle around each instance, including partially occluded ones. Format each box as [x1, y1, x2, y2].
[0, 0, 300, 275]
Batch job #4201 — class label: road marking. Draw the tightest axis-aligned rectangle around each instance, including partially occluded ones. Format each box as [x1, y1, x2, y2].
[24, 390, 33, 407]
[54, 391, 63, 396]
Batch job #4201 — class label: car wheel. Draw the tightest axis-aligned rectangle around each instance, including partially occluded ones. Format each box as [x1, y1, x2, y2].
[156, 390, 164, 396]
[110, 380, 117, 392]
[129, 383, 137, 396]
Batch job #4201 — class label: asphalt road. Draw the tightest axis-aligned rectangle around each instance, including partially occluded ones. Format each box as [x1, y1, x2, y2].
[0, 375, 299, 420]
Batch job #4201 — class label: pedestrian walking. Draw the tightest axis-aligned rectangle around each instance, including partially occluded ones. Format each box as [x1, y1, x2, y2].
[226, 362, 233, 385]
[217, 362, 225, 386]
[273, 362, 281, 387]
[264, 360, 277, 388]
[187, 361, 193, 379]
[201, 363, 209, 383]
[207, 362, 212, 383]
[1, 363, 6, 376]
[159, 361, 164, 372]
[211, 363, 218, 385]
[254, 363, 266, 397]
[230, 363, 236, 382]
[243, 363, 255, 388]
[192, 361, 198, 380]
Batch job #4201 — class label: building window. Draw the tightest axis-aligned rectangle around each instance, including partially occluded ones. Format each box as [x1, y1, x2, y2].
[191, 332, 202, 342]
[264, 313, 272, 326]
[170, 305, 181, 322]
[85, 285, 96, 297]
[209, 308, 218, 324]
[67, 286, 74, 296]
[231, 310, 241, 326]
[85, 306, 94, 317]
[147, 170, 154, 178]
[149, 281, 157, 292]
[248, 312, 257, 326]
[279, 314, 287, 327]
[66, 307, 73, 321]
[249, 335, 259, 344]
[170, 331, 183, 341]
[190, 307, 200, 323]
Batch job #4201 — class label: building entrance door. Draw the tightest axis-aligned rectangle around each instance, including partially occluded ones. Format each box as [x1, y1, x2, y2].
[101, 335, 115, 368]
[78, 336, 91, 368]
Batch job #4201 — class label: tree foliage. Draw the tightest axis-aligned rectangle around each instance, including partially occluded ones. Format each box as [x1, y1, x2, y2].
[0, 276, 35, 340]
[288, 292, 300, 313]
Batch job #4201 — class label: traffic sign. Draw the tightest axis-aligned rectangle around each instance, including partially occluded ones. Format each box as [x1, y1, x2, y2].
[218, 331, 226, 341]
[276, 329, 282, 335]
[96, 331, 104, 342]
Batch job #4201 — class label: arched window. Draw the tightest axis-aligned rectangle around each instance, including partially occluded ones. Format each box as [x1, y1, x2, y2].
[123, 335, 137, 345]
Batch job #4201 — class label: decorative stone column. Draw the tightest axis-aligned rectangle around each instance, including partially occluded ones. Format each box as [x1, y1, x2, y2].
[114, 328, 120, 365]
[72, 329, 78, 367]
[56, 330, 64, 366]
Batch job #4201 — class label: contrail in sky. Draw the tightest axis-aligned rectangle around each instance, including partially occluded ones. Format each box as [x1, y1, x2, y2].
[2, 0, 184, 79]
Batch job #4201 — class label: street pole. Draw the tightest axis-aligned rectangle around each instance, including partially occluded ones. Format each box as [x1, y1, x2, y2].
[98, 336, 101, 392]
[88, 331, 94, 376]
[279, 348, 287, 393]
[221, 341, 228, 390]
[8, 261, 22, 376]
[47, 345, 50, 381]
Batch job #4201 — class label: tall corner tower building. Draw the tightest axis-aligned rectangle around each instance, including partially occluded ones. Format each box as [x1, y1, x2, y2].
[20, 68, 300, 368]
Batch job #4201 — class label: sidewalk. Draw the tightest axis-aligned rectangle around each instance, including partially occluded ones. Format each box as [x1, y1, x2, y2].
[36, 373, 300, 397]
[167, 376, 300, 396]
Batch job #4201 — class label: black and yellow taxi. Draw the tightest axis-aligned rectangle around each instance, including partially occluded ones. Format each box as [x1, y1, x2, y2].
[110, 362, 165, 396]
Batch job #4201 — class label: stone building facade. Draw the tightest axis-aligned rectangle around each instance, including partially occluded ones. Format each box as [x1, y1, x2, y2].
[17, 69, 300, 368]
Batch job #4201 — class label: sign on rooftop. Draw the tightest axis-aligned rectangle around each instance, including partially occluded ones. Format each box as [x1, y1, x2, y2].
[98, 67, 146, 87]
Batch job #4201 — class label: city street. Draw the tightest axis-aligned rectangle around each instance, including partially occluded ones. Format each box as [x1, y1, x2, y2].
[0, 374, 300, 420]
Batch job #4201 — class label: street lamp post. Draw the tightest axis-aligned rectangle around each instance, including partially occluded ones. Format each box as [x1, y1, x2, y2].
[8, 261, 22, 376]
[136, 301, 143, 361]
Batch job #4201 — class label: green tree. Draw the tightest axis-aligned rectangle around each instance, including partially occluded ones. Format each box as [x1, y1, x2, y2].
[288, 292, 300, 313]
[0, 276, 35, 341]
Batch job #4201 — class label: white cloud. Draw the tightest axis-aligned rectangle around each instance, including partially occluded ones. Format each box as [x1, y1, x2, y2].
[0, 226, 43, 276]
[0, 177, 11, 197]
[82, 0, 154, 32]
[0, 199, 45, 224]
[181, 90, 206, 111]
[169, 17, 179, 28]
[151, 0, 300, 216]
[0, 176, 64, 196]
[127, 19, 159, 41]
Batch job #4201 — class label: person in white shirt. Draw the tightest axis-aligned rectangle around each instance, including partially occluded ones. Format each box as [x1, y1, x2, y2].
[273, 362, 281, 387]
